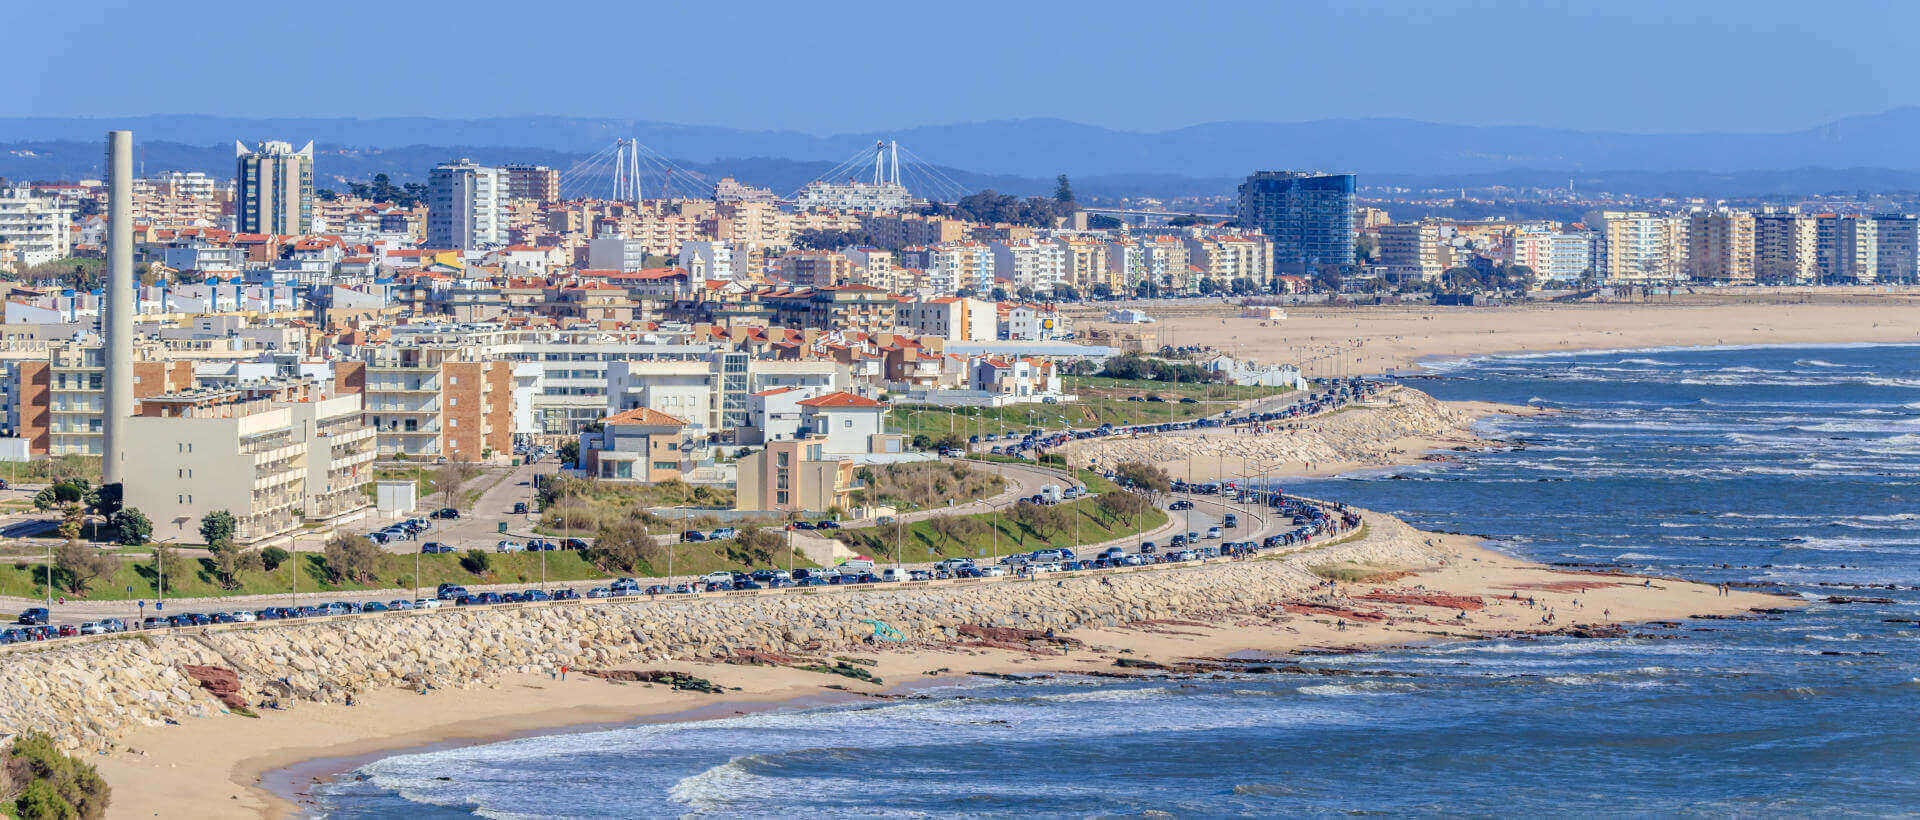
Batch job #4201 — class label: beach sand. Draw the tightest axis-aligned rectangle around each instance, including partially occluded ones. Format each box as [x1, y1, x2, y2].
[96, 531, 1784, 819]
[1112, 290, 1920, 378]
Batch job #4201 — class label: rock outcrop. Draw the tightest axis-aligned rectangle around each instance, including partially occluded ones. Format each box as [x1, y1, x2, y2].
[1059, 385, 1476, 471]
[0, 511, 1443, 753]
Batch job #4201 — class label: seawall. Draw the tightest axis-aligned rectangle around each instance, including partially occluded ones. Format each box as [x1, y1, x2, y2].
[0, 513, 1445, 754]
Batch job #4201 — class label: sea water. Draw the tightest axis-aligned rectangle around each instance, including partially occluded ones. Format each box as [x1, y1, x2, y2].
[314, 344, 1920, 816]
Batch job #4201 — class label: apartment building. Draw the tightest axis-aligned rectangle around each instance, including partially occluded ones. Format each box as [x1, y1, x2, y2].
[1134, 236, 1192, 291]
[235, 140, 314, 235]
[124, 384, 373, 544]
[1184, 234, 1273, 287]
[1815, 215, 1878, 284]
[336, 344, 515, 460]
[503, 164, 561, 202]
[1376, 221, 1446, 282]
[1236, 171, 1356, 274]
[0, 188, 73, 267]
[1586, 211, 1681, 285]
[1683, 210, 1756, 284]
[925, 242, 994, 295]
[1874, 214, 1920, 284]
[1057, 237, 1115, 293]
[1753, 210, 1819, 284]
[859, 213, 968, 249]
[131, 172, 227, 228]
[1508, 227, 1595, 283]
[8, 341, 196, 456]
[762, 285, 899, 336]
[900, 297, 996, 341]
[991, 240, 1066, 293]
[779, 251, 854, 288]
[679, 241, 738, 280]
[427, 159, 508, 250]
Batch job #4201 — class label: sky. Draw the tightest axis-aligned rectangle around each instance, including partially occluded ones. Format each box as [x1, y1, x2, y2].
[3, 0, 1917, 134]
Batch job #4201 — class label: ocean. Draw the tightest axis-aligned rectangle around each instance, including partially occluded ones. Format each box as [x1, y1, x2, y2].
[312, 344, 1920, 817]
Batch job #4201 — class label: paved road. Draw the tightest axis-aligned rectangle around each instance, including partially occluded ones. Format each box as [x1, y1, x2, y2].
[3, 485, 1346, 629]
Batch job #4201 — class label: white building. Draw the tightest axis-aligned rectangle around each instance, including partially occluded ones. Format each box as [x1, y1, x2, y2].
[679, 241, 737, 281]
[0, 188, 72, 268]
[991, 240, 1066, 293]
[741, 385, 826, 445]
[796, 391, 886, 457]
[795, 181, 912, 212]
[1509, 227, 1595, 284]
[124, 387, 375, 544]
[427, 159, 507, 250]
[1004, 303, 1070, 341]
[901, 297, 997, 341]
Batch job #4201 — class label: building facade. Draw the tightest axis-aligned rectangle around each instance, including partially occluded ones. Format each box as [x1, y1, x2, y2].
[235, 140, 314, 235]
[1236, 171, 1356, 275]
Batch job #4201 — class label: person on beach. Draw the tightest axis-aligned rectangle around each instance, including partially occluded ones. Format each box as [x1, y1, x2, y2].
[560, 664, 568, 681]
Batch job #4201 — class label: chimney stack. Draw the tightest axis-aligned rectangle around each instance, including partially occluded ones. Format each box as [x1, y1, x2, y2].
[103, 131, 134, 484]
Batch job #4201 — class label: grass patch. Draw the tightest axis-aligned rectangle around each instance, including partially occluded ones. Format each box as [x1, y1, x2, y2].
[0, 549, 619, 602]
[853, 461, 1003, 512]
[540, 477, 735, 534]
[836, 473, 1164, 564]
[0, 455, 101, 485]
[890, 378, 1289, 441]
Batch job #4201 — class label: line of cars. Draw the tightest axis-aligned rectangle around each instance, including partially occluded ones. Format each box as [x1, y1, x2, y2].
[366, 513, 454, 546]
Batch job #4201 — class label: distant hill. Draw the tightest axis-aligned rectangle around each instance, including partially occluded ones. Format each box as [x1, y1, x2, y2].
[10, 111, 1920, 178]
[11, 112, 1920, 202]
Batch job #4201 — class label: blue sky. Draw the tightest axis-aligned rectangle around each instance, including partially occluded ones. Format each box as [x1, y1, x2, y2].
[3, 0, 1914, 134]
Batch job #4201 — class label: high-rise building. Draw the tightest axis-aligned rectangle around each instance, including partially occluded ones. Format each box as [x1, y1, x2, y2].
[1509, 227, 1595, 284]
[1586, 211, 1681, 285]
[1377, 221, 1447, 282]
[0, 187, 72, 267]
[234, 140, 314, 234]
[504, 164, 561, 202]
[1873, 214, 1919, 284]
[427, 159, 507, 250]
[1815, 214, 1877, 284]
[1683, 209, 1756, 283]
[1753, 209, 1818, 284]
[1236, 171, 1356, 275]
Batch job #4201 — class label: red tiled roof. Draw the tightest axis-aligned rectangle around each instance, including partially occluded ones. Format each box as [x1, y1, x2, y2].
[797, 391, 883, 409]
[600, 406, 689, 427]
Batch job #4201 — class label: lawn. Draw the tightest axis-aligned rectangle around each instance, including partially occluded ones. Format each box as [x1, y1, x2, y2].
[890, 378, 1289, 441]
[834, 469, 1165, 564]
[853, 461, 1004, 512]
[0, 549, 616, 603]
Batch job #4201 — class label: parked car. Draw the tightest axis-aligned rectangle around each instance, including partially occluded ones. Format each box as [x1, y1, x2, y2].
[430, 507, 461, 519]
[681, 530, 707, 542]
[17, 608, 48, 625]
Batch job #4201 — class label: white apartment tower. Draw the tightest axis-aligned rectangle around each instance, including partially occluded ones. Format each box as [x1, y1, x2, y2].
[427, 159, 507, 250]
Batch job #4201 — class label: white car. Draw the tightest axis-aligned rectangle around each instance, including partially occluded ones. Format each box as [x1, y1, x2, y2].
[78, 621, 107, 635]
[496, 540, 525, 553]
[981, 565, 1008, 577]
[229, 611, 257, 623]
[414, 598, 443, 609]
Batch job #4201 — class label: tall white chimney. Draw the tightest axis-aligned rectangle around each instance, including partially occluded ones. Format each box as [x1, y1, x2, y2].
[103, 131, 135, 485]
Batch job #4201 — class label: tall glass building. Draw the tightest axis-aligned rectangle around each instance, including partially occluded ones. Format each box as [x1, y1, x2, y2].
[1236, 171, 1356, 275]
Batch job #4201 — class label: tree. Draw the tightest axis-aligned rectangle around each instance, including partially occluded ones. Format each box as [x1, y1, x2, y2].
[208, 540, 241, 589]
[1113, 461, 1171, 494]
[1051, 284, 1080, 302]
[557, 440, 581, 467]
[1168, 214, 1208, 228]
[434, 461, 483, 514]
[1355, 233, 1379, 264]
[150, 546, 189, 592]
[322, 533, 382, 584]
[1097, 488, 1153, 521]
[109, 508, 151, 546]
[587, 517, 658, 573]
[8, 732, 111, 820]
[1053, 174, 1075, 206]
[259, 546, 291, 572]
[53, 541, 117, 594]
[198, 510, 237, 548]
[459, 549, 491, 576]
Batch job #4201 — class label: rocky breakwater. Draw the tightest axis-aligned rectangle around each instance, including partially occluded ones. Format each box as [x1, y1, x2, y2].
[1061, 385, 1476, 471]
[0, 512, 1443, 753]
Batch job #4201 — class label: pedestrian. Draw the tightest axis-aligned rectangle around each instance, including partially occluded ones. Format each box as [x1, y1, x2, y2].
[560, 664, 568, 681]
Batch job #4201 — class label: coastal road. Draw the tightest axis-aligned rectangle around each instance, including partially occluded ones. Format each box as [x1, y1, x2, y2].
[7, 485, 1320, 629]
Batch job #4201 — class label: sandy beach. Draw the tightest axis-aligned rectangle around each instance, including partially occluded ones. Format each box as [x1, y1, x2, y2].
[91, 521, 1787, 819]
[94, 295, 1901, 817]
[1108, 289, 1920, 378]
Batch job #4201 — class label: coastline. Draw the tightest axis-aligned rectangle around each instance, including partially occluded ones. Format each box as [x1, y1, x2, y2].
[98, 329, 1895, 818]
[164, 524, 1785, 819]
